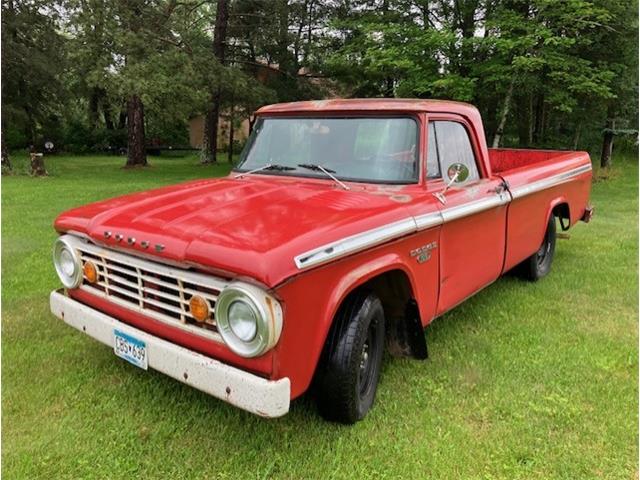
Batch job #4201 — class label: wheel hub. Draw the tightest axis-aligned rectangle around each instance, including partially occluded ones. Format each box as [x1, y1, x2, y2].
[360, 341, 369, 372]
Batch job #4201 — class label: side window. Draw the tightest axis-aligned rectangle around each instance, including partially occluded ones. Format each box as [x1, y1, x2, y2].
[427, 122, 440, 178]
[432, 121, 480, 182]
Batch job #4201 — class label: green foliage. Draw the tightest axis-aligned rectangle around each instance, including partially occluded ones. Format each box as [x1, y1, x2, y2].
[326, 0, 638, 149]
[2, 0, 68, 145]
[1, 0, 637, 154]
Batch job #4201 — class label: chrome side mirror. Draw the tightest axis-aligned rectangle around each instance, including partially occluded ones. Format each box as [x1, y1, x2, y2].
[434, 163, 469, 205]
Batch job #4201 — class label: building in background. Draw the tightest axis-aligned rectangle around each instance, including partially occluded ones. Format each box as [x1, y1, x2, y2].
[188, 63, 339, 150]
[188, 114, 250, 150]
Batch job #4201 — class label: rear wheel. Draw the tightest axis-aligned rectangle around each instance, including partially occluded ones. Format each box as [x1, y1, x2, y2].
[517, 215, 557, 281]
[313, 290, 385, 424]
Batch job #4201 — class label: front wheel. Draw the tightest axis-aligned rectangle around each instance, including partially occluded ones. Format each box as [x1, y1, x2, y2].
[313, 290, 385, 424]
[517, 215, 557, 281]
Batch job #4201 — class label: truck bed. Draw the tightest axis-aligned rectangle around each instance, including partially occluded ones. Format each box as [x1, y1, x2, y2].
[488, 148, 583, 174]
[487, 147, 593, 273]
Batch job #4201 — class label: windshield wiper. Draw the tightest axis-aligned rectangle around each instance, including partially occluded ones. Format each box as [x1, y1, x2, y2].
[234, 163, 296, 179]
[297, 164, 350, 190]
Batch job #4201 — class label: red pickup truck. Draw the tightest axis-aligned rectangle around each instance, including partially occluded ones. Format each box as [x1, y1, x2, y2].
[50, 99, 593, 423]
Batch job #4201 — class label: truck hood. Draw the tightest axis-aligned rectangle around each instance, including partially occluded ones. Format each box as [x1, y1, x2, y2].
[54, 175, 417, 287]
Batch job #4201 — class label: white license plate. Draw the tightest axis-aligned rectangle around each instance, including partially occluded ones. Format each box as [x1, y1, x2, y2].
[113, 330, 148, 370]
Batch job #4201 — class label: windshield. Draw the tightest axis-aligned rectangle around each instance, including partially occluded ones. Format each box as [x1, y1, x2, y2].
[235, 117, 419, 184]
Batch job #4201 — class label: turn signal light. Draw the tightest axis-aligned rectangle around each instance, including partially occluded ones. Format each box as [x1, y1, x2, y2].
[83, 261, 98, 284]
[189, 295, 210, 322]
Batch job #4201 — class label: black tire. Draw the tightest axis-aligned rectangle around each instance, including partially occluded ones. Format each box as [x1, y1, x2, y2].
[313, 290, 385, 424]
[517, 215, 557, 281]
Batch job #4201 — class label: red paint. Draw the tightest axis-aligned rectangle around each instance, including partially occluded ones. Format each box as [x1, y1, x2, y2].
[54, 99, 593, 400]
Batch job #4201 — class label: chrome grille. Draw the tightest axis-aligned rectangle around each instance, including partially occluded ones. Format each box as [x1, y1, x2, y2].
[75, 240, 228, 342]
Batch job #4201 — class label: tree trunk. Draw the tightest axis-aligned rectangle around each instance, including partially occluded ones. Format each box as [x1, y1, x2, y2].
[118, 107, 127, 130]
[29, 147, 47, 176]
[533, 93, 545, 144]
[527, 93, 534, 145]
[201, 0, 230, 164]
[572, 121, 582, 150]
[303, 0, 315, 63]
[89, 87, 101, 129]
[492, 79, 515, 148]
[516, 93, 530, 147]
[484, 97, 498, 141]
[228, 92, 235, 163]
[201, 108, 216, 163]
[126, 94, 147, 167]
[103, 100, 115, 130]
[1, 128, 11, 172]
[277, 0, 291, 72]
[600, 118, 615, 169]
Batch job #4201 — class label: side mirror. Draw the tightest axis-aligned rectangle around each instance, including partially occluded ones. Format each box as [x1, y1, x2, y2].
[446, 163, 469, 183]
[434, 163, 469, 204]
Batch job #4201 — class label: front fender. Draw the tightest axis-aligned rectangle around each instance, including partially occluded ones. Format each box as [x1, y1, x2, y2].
[272, 242, 431, 399]
[324, 252, 419, 328]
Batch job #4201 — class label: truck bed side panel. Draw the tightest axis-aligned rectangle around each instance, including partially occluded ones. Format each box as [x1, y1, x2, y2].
[491, 150, 592, 272]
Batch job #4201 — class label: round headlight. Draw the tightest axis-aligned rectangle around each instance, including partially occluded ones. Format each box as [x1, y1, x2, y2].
[216, 283, 283, 358]
[53, 237, 83, 289]
[228, 300, 258, 342]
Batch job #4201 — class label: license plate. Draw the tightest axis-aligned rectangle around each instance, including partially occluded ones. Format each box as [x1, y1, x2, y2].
[113, 330, 148, 370]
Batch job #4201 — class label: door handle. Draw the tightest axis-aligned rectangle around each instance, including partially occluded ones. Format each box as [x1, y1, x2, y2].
[488, 179, 510, 194]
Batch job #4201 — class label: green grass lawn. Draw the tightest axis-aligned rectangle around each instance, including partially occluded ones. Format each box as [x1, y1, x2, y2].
[2, 152, 637, 479]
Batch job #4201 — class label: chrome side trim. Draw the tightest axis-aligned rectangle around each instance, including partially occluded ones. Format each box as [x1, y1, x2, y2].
[414, 211, 444, 231]
[441, 192, 510, 223]
[294, 164, 591, 270]
[294, 218, 417, 269]
[510, 164, 592, 200]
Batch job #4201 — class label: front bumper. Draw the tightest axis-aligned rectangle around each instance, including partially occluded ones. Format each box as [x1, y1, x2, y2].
[50, 290, 290, 418]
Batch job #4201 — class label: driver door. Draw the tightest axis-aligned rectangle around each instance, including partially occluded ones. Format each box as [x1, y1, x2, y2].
[427, 118, 509, 314]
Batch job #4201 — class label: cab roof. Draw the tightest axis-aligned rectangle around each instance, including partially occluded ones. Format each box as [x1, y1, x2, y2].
[256, 98, 479, 116]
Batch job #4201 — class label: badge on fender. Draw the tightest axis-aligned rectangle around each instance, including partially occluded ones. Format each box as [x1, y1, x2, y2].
[410, 242, 437, 263]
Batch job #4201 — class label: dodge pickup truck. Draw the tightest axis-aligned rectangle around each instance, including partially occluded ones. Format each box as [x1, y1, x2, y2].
[50, 99, 593, 423]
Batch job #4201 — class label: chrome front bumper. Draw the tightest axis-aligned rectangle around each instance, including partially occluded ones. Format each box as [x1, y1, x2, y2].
[50, 290, 290, 418]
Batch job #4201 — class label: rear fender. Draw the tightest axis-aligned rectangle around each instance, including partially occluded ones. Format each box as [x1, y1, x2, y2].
[544, 197, 570, 238]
